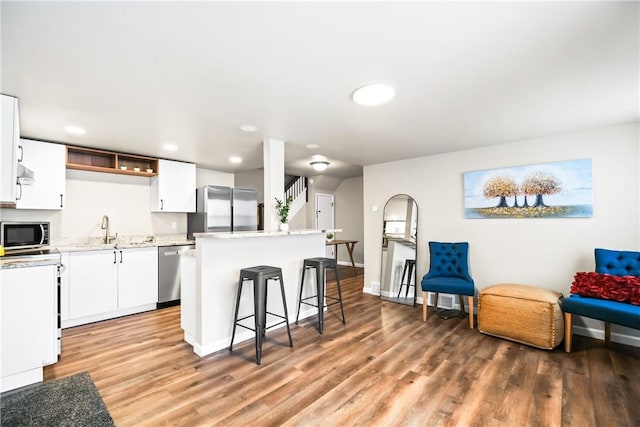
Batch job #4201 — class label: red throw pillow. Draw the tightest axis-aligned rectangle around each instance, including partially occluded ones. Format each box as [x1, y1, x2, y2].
[571, 271, 640, 305]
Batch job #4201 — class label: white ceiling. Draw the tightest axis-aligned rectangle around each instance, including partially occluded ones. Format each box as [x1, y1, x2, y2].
[1, 2, 638, 179]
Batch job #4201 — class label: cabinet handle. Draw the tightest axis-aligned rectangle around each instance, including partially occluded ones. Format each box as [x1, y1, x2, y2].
[119, 250, 123, 263]
[160, 199, 164, 210]
[17, 145, 23, 162]
[113, 251, 117, 264]
[60, 194, 63, 208]
[16, 183, 22, 200]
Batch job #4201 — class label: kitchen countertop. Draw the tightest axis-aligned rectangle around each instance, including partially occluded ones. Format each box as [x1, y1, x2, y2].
[0, 250, 62, 270]
[51, 234, 194, 252]
[193, 228, 340, 239]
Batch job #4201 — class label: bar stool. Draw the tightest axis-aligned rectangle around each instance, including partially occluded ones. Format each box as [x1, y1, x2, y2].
[229, 265, 293, 365]
[295, 257, 346, 333]
[397, 259, 416, 298]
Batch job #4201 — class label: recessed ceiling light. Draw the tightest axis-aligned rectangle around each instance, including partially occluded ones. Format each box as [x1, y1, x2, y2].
[306, 143, 319, 149]
[162, 143, 178, 152]
[64, 125, 86, 135]
[229, 156, 242, 164]
[240, 124, 259, 133]
[352, 83, 395, 106]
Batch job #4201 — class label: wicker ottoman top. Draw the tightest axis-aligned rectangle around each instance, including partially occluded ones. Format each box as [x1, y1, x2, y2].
[481, 283, 562, 303]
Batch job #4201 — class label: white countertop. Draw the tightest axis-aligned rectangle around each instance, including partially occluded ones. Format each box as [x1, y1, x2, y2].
[194, 228, 341, 240]
[0, 251, 62, 270]
[51, 234, 193, 252]
[194, 229, 325, 239]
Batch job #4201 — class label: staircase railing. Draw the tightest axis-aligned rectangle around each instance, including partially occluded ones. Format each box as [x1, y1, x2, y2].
[285, 176, 308, 203]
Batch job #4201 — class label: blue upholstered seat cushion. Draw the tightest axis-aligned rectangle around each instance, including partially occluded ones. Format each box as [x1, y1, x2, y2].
[421, 277, 475, 296]
[562, 294, 640, 330]
[421, 241, 474, 296]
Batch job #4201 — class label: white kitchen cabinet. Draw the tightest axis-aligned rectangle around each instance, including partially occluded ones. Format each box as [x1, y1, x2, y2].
[117, 247, 158, 309]
[1, 264, 58, 392]
[66, 247, 158, 326]
[150, 159, 196, 212]
[16, 139, 66, 209]
[0, 94, 19, 205]
[69, 250, 118, 319]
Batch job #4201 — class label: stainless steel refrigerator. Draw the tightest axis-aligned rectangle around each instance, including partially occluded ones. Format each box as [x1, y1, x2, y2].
[187, 186, 258, 239]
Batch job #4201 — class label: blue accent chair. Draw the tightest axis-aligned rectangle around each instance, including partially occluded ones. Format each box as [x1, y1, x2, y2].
[562, 248, 640, 352]
[421, 242, 475, 328]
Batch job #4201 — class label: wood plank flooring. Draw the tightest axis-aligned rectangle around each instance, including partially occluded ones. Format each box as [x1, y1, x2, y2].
[45, 266, 640, 426]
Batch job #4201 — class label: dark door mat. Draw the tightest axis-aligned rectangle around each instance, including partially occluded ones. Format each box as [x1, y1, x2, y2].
[1, 372, 115, 426]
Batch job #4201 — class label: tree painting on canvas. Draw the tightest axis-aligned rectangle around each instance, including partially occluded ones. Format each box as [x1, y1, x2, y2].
[464, 159, 592, 218]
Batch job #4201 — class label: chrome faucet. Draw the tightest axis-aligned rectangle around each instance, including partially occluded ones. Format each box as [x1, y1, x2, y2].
[100, 215, 117, 244]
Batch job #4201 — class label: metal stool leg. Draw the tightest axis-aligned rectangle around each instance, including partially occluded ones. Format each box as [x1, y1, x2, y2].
[334, 264, 346, 324]
[295, 265, 308, 324]
[229, 273, 244, 351]
[405, 262, 414, 298]
[397, 262, 409, 297]
[253, 277, 267, 365]
[316, 266, 326, 334]
[278, 275, 293, 347]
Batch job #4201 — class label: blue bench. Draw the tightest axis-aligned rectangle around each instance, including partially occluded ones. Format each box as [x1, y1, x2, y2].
[562, 248, 640, 352]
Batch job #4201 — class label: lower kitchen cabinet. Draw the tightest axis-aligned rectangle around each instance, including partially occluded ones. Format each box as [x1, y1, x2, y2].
[118, 247, 158, 309]
[68, 250, 118, 319]
[66, 247, 158, 327]
[1, 264, 58, 392]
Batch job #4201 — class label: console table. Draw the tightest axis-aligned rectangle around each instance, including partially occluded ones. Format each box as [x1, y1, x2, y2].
[326, 239, 358, 275]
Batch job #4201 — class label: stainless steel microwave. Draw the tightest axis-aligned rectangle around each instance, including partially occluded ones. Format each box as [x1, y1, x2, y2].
[0, 221, 50, 250]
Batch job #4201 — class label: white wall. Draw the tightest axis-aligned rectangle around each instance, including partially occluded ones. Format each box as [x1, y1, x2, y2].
[364, 122, 639, 343]
[197, 168, 234, 188]
[334, 176, 364, 265]
[234, 169, 263, 202]
[0, 167, 233, 240]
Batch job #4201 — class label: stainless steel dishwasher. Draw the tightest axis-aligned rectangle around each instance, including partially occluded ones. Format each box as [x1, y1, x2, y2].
[157, 243, 194, 308]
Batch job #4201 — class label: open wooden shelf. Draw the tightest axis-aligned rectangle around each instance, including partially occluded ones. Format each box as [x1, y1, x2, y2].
[66, 146, 159, 176]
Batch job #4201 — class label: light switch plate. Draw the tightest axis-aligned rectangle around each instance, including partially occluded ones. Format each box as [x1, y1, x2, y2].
[171, 221, 177, 230]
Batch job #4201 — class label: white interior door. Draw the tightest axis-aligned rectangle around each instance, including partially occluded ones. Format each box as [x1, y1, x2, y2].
[316, 193, 334, 257]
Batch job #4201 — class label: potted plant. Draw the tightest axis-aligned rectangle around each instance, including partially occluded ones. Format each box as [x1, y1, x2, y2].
[274, 196, 293, 231]
[326, 232, 334, 241]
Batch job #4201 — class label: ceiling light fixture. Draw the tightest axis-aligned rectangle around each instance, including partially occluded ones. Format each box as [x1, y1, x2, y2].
[240, 124, 259, 133]
[305, 143, 319, 149]
[352, 83, 395, 106]
[64, 125, 86, 135]
[229, 156, 242, 164]
[162, 143, 178, 152]
[311, 161, 329, 172]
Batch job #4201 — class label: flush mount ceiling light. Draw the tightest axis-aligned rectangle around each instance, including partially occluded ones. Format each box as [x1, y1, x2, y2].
[162, 143, 178, 152]
[352, 83, 395, 106]
[64, 125, 86, 135]
[311, 161, 329, 172]
[240, 124, 259, 133]
[305, 143, 319, 149]
[229, 156, 242, 164]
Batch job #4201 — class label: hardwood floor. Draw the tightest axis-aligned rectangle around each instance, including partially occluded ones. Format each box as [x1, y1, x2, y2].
[45, 266, 640, 426]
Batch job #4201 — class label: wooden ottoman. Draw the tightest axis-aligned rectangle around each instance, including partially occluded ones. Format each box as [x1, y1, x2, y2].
[478, 283, 564, 350]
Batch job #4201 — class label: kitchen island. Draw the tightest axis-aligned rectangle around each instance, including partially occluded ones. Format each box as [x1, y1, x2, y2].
[181, 229, 327, 357]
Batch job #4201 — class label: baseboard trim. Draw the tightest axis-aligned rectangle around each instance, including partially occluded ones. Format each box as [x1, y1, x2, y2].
[337, 260, 364, 268]
[572, 325, 640, 348]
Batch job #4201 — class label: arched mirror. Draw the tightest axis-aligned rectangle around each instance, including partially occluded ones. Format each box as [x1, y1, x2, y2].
[380, 194, 418, 306]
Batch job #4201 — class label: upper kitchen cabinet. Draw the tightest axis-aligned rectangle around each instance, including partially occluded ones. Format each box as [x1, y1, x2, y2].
[150, 159, 196, 212]
[16, 139, 66, 210]
[0, 94, 19, 206]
